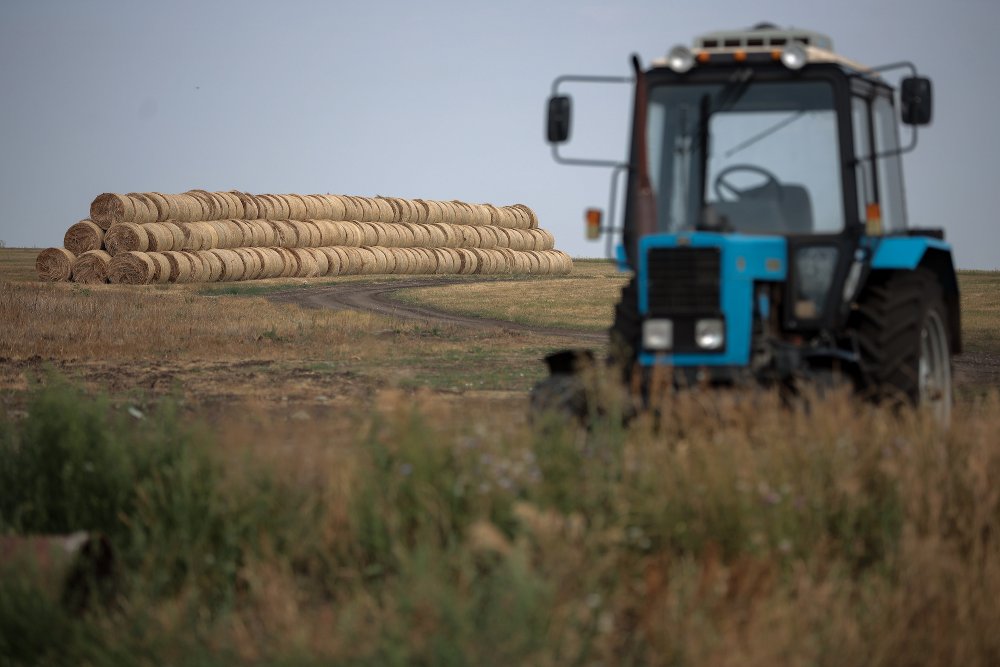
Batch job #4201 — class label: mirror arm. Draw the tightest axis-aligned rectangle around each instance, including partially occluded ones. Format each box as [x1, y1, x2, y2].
[550, 74, 634, 167]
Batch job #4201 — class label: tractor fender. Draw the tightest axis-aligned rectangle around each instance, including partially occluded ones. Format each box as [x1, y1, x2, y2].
[869, 237, 961, 354]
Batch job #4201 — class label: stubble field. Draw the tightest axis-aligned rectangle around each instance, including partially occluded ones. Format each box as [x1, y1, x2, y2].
[1, 247, 999, 665]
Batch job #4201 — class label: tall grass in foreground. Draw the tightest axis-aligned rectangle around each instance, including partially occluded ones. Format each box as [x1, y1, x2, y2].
[1, 377, 998, 666]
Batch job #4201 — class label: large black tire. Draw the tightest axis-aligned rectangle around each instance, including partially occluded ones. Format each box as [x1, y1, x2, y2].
[850, 268, 953, 422]
[529, 373, 589, 424]
[609, 278, 641, 374]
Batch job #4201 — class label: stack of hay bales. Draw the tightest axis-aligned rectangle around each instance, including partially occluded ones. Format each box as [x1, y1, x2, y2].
[35, 190, 573, 284]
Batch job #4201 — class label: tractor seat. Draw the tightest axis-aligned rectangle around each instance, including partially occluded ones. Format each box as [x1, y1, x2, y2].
[712, 182, 813, 234]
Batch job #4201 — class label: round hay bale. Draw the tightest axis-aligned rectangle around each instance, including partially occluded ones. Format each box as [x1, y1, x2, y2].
[284, 194, 309, 220]
[250, 219, 276, 246]
[419, 247, 441, 274]
[474, 225, 499, 249]
[358, 197, 378, 222]
[255, 247, 284, 279]
[455, 248, 477, 275]
[203, 220, 234, 248]
[367, 222, 390, 247]
[230, 191, 260, 219]
[163, 194, 189, 222]
[457, 224, 479, 248]
[144, 192, 171, 221]
[354, 247, 378, 274]
[320, 194, 347, 221]
[494, 248, 516, 274]
[104, 222, 149, 255]
[513, 204, 540, 229]
[207, 192, 231, 219]
[161, 250, 192, 283]
[302, 247, 329, 276]
[342, 221, 365, 247]
[108, 251, 155, 284]
[339, 195, 359, 221]
[145, 252, 171, 283]
[410, 199, 429, 224]
[438, 248, 460, 274]
[287, 220, 315, 247]
[398, 248, 420, 274]
[436, 201, 454, 225]
[209, 249, 246, 281]
[377, 222, 399, 247]
[430, 248, 452, 274]
[144, 223, 175, 252]
[331, 246, 354, 275]
[71, 249, 112, 284]
[317, 247, 342, 275]
[338, 246, 362, 274]
[181, 251, 205, 282]
[160, 221, 186, 249]
[412, 223, 434, 247]
[35, 247, 76, 282]
[370, 246, 396, 273]
[63, 220, 104, 255]
[185, 190, 219, 220]
[194, 250, 223, 281]
[523, 250, 542, 274]
[355, 222, 379, 246]
[272, 247, 297, 277]
[304, 219, 325, 247]
[423, 200, 443, 225]
[319, 220, 348, 246]
[385, 247, 408, 274]
[233, 247, 262, 280]
[491, 226, 516, 250]
[372, 197, 395, 222]
[424, 223, 448, 248]
[270, 220, 298, 248]
[536, 228, 555, 250]
[89, 193, 135, 229]
[182, 221, 215, 251]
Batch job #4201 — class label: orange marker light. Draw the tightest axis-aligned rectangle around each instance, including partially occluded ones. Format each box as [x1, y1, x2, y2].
[734, 50, 747, 62]
[771, 49, 782, 60]
[697, 51, 710, 63]
[585, 208, 602, 240]
[865, 202, 883, 236]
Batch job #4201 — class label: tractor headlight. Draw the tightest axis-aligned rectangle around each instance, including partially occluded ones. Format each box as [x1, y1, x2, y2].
[695, 319, 725, 350]
[780, 43, 808, 70]
[666, 45, 695, 73]
[643, 319, 673, 350]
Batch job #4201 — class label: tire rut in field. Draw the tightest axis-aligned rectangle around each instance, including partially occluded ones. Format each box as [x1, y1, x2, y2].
[267, 278, 607, 344]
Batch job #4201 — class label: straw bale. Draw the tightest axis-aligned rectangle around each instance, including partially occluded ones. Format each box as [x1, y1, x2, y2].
[352, 222, 376, 246]
[179, 222, 206, 251]
[350, 247, 374, 274]
[158, 250, 190, 283]
[319, 195, 347, 221]
[318, 220, 349, 246]
[474, 225, 499, 249]
[298, 247, 326, 276]
[144, 252, 170, 283]
[367, 222, 390, 247]
[228, 191, 257, 219]
[490, 226, 514, 250]
[104, 223, 149, 255]
[285, 220, 312, 247]
[523, 250, 541, 274]
[456, 248, 479, 275]
[424, 223, 448, 248]
[372, 197, 394, 222]
[35, 247, 75, 282]
[144, 192, 171, 221]
[338, 195, 359, 221]
[400, 248, 421, 274]
[303, 220, 323, 247]
[335, 246, 359, 274]
[208, 249, 244, 281]
[63, 220, 104, 255]
[513, 204, 540, 229]
[250, 219, 277, 246]
[160, 221, 186, 249]
[422, 200, 441, 225]
[266, 194, 292, 220]
[455, 224, 479, 248]
[255, 248, 284, 279]
[108, 251, 155, 284]
[414, 223, 436, 247]
[186, 190, 219, 220]
[429, 248, 452, 274]
[342, 221, 365, 247]
[90, 193, 135, 229]
[144, 223, 176, 252]
[235, 248, 263, 280]
[390, 198, 410, 223]
[193, 250, 221, 281]
[266, 220, 295, 248]
[284, 194, 308, 220]
[385, 247, 407, 274]
[494, 248, 516, 274]
[314, 247, 339, 276]
[70, 249, 112, 284]
[300, 195, 321, 219]
[474, 203, 494, 226]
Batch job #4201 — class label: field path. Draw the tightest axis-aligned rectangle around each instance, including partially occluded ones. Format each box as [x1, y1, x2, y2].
[267, 278, 608, 343]
[267, 278, 997, 390]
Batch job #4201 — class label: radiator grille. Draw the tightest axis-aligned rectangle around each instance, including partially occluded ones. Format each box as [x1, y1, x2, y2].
[646, 247, 721, 315]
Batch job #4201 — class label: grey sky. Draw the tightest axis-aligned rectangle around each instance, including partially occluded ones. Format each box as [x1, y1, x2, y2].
[1, 0, 997, 268]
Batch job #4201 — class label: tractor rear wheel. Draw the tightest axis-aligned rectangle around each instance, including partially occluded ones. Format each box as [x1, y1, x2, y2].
[852, 268, 952, 423]
[609, 278, 640, 374]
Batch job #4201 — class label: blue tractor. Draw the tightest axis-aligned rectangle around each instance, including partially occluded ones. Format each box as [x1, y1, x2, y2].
[534, 25, 960, 422]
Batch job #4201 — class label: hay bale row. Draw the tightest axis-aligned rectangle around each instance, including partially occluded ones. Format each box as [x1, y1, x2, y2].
[99, 219, 556, 255]
[103, 247, 572, 284]
[90, 191, 538, 229]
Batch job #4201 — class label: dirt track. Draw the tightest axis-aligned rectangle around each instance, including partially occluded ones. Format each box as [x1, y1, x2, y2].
[267, 278, 607, 344]
[268, 279, 996, 391]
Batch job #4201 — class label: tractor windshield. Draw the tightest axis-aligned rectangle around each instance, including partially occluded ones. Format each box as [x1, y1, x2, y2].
[645, 79, 844, 235]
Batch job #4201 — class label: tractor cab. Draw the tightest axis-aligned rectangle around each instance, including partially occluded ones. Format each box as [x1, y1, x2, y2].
[539, 25, 959, 422]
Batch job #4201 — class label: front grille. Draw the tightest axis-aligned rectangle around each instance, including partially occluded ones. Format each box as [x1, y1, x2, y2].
[646, 247, 721, 316]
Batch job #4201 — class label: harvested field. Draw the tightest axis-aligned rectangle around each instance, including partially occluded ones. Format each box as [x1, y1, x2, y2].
[1, 247, 998, 665]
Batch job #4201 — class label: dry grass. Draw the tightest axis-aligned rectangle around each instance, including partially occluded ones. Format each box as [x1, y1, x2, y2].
[958, 271, 1000, 353]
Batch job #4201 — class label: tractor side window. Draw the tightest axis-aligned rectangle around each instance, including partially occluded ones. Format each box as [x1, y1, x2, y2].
[852, 97, 875, 224]
[873, 95, 907, 231]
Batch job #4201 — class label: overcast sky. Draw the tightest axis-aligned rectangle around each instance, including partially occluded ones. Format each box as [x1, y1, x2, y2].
[1, 0, 997, 268]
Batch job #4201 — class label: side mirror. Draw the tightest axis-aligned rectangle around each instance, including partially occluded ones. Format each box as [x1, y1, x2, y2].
[546, 95, 572, 143]
[900, 76, 932, 126]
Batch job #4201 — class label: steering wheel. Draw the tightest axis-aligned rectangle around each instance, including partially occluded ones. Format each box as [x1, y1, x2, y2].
[713, 164, 782, 202]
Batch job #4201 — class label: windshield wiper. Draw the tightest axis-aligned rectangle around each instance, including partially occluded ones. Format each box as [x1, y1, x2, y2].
[722, 110, 805, 159]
